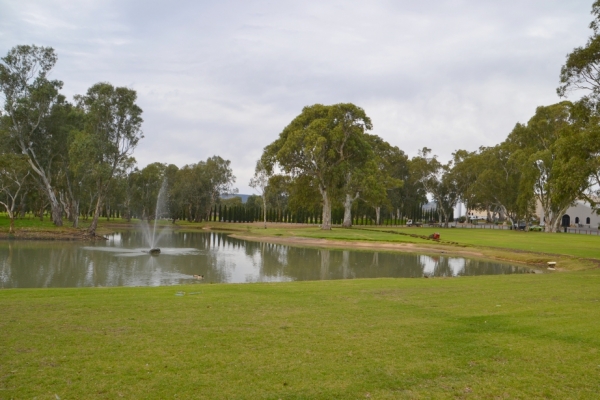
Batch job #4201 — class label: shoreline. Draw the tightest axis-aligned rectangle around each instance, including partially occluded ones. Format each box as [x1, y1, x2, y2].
[2, 222, 599, 271]
[228, 233, 594, 271]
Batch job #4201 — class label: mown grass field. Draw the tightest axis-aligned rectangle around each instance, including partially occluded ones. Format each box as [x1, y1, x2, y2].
[2, 271, 600, 399]
[2, 216, 600, 397]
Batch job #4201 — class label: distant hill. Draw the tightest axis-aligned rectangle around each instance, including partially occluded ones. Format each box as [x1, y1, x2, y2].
[221, 194, 251, 203]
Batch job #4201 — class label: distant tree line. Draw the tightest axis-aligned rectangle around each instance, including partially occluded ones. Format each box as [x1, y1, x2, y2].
[252, 2, 600, 232]
[3, 2, 600, 234]
[0, 45, 237, 234]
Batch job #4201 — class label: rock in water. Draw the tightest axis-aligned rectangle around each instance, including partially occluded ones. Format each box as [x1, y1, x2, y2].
[149, 248, 161, 255]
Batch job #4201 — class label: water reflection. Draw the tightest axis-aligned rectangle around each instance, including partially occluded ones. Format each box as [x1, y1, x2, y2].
[0, 231, 533, 288]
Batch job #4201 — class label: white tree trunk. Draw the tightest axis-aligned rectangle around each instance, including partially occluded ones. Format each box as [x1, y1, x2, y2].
[262, 196, 267, 229]
[88, 191, 105, 236]
[342, 193, 358, 228]
[320, 188, 332, 230]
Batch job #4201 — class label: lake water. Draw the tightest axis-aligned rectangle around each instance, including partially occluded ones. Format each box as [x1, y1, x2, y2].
[0, 231, 534, 288]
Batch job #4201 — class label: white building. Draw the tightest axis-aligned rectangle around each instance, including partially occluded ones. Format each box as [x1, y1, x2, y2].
[537, 200, 600, 228]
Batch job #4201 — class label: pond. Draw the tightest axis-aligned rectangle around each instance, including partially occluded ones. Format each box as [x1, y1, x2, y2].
[0, 231, 534, 288]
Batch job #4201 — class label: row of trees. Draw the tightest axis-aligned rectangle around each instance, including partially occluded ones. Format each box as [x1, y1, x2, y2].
[3, 3, 600, 234]
[0, 45, 238, 234]
[252, 100, 599, 233]
[252, 2, 600, 232]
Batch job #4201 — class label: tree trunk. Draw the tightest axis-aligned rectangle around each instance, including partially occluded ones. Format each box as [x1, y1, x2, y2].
[72, 200, 79, 228]
[25, 158, 63, 226]
[49, 192, 63, 226]
[8, 211, 15, 234]
[59, 192, 71, 221]
[88, 192, 105, 236]
[320, 188, 332, 230]
[342, 193, 357, 228]
[375, 207, 381, 225]
[262, 197, 267, 229]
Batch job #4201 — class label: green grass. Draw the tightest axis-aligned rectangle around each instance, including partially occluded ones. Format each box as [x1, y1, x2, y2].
[0, 214, 60, 229]
[362, 226, 600, 259]
[2, 272, 600, 398]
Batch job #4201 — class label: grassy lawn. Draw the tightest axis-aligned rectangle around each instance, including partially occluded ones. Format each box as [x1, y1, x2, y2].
[363, 226, 600, 259]
[2, 271, 600, 398]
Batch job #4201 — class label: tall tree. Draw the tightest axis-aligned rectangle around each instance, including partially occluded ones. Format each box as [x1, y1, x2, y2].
[412, 148, 459, 227]
[72, 82, 143, 236]
[558, 5, 600, 215]
[0, 153, 30, 233]
[171, 157, 236, 223]
[249, 160, 270, 229]
[510, 102, 591, 232]
[558, 1, 600, 100]
[262, 103, 373, 230]
[470, 144, 531, 225]
[0, 45, 64, 225]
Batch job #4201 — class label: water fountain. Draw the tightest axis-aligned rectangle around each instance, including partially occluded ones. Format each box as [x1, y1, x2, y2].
[142, 179, 169, 255]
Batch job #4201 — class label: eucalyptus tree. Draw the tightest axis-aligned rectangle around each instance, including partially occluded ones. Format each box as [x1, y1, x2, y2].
[172, 157, 236, 222]
[412, 148, 459, 227]
[509, 102, 591, 232]
[132, 162, 167, 221]
[72, 82, 143, 236]
[350, 134, 403, 226]
[171, 164, 199, 221]
[0, 45, 65, 225]
[265, 174, 290, 211]
[0, 153, 30, 233]
[558, 3, 600, 214]
[471, 144, 530, 225]
[249, 160, 270, 228]
[449, 149, 483, 217]
[387, 155, 426, 222]
[163, 163, 180, 222]
[558, 1, 600, 100]
[262, 103, 373, 230]
[337, 133, 381, 228]
[202, 156, 237, 219]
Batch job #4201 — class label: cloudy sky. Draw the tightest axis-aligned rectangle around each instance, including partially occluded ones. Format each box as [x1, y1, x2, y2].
[1, 0, 594, 193]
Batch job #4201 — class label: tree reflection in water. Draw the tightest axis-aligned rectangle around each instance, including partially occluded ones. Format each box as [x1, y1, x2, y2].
[0, 231, 534, 288]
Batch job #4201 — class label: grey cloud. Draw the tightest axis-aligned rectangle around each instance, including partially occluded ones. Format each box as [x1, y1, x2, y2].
[0, 0, 594, 192]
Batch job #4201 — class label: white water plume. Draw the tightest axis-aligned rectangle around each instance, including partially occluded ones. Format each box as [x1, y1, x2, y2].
[141, 179, 169, 249]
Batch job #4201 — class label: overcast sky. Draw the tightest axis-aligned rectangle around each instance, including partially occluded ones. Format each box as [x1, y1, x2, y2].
[0, 0, 594, 193]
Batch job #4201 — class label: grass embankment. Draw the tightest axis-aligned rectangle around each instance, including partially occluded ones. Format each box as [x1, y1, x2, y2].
[0, 215, 140, 239]
[2, 272, 600, 398]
